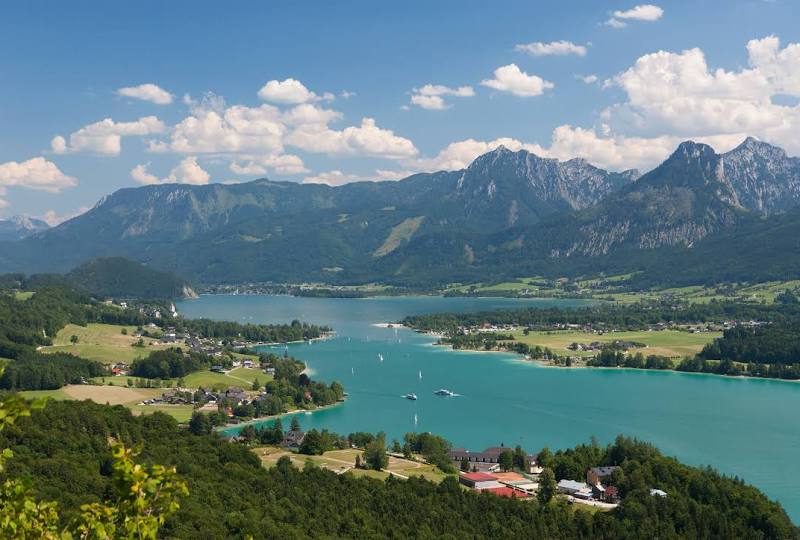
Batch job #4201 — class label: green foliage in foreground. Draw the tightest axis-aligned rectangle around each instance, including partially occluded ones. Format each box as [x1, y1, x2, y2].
[0, 400, 796, 539]
[0, 377, 186, 539]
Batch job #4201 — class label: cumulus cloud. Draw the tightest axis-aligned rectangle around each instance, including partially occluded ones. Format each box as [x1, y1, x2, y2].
[577, 74, 599, 84]
[480, 64, 554, 97]
[515, 40, 588, 57]
[52, 116, 165, 155]
[603, 36, 800, 154]
[163, 104, 285, 155]
[286, 117, 418, 159]
[116, 83, 173, 105]
[0, 157, 77, 193]
[606, 4, 663, 28]
[41, 206, 90, 226]
[131, 157, 210, 185]
[303, 167, 416, 186]
[152, 95, 416, 163]
[257, 78, 333, 104]
[409, 84, 475, 110]
[229, 154, 308, 176]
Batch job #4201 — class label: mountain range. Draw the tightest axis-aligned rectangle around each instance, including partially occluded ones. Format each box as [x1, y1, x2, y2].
[2, 136, 800, 287]
[0, 215, 49, 242]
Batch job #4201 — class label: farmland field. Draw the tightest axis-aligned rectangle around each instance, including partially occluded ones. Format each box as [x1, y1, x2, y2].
[41, 323, 172, 364]
[511, 329, 720, 358]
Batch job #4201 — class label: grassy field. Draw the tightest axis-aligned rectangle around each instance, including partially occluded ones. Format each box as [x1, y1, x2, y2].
[14, 291, 34, 301]
[18, 389, 70, 401]
[255, 447, 450, 482]
[183, 367, 268, 388]
[21, 384, 194, 422]
[41, 323, 171, 364]
[512, 329, 720, 358]
[91, 367, 269, 390]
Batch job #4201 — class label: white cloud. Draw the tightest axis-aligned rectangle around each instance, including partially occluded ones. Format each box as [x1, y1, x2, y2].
[409, 84, 475, 110]
[603, 37, 800, 155]
[229, 154, 308, 176]
[515, 40, 588, 57]
[303, 167, 416, 186]
[606, 4, 663, 27]
[116, 83, 173, 105]
[281, 104, 342, 125]
[163, 105, 286, 155]
[480, 64, 554, 97]
[577, 74, 599, 84]
[41, 206, 90, 226]
[0, 157, 77, 193]
[286, 117, 418, 159]
[303, 170, 362, 186]
[339, 90, 356, 99]
[257, 78, 331, 104]
[131, 157, 210, 185]
[52, 116, 165, 155]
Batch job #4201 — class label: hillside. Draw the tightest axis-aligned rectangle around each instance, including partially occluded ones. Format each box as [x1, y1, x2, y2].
[66, 257, 194, 299]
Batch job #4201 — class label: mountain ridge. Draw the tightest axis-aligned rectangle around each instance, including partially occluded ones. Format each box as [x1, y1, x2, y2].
[2, 137, 800, 287]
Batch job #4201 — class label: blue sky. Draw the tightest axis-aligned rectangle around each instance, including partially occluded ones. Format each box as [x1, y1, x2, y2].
[1, 0, 799, 223]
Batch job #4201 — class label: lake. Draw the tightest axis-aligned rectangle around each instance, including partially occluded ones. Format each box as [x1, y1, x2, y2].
[177, 294, 800, 521]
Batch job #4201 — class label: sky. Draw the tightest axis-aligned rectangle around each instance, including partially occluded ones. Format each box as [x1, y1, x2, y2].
[1, 0, 799, 223]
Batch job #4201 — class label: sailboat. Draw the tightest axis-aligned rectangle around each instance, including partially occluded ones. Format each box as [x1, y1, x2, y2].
[378, 353, 384, 363]
[418, 370, 422, 380]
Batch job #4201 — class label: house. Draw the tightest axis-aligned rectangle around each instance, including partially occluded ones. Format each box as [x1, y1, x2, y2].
[281, 430, 306, 449]
[587, 466, 620, 486]
[650, 488, 667, 498]
[449, 445, 539, 474]
[243, 359, 255, 368]
[224, 387, 248, 404]
[557, 480, 593, 499]
[210, 365, 225, 373]
[459, 472, 503, 490]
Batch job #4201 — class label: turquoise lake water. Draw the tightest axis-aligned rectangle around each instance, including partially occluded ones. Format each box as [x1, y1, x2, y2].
[176, 294, 800, 521]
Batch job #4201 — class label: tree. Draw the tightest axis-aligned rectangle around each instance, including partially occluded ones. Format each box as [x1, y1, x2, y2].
[538, 447, 554, 469]
[460, 457, 470, 472]
[538, 469, 556, 505]
[499, 450, 514, 472]
[252, 378, 262, 391]
[513, 445, 527, 470]
[290, 415, 301, 432]
[188, 412, 211, 435]
[355, 455, 362, 469]
[363, 434, 389, 471]
[70, 334, 79, 345]
[0, 369, 186, 538]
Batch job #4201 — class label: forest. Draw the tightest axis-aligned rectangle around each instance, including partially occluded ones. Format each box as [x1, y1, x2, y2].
[0, 400, 795, 539]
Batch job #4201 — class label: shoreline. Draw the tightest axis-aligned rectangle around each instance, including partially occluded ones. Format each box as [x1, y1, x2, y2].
[415, 331, 800, 385]
[217, 400, 345, 433]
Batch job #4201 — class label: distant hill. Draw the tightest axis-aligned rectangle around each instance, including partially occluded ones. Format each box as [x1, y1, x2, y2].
[66, 257, 194, 299]
[0, 215, 49, 242]
[2, 137, 800, 288]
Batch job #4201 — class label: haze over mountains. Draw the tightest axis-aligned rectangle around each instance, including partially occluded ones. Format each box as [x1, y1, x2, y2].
[2, 137, 800, 287]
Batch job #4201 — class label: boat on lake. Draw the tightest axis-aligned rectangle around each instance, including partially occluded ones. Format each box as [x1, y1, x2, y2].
[434, 388, 456, 397]
[403, 393, 418, 400]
